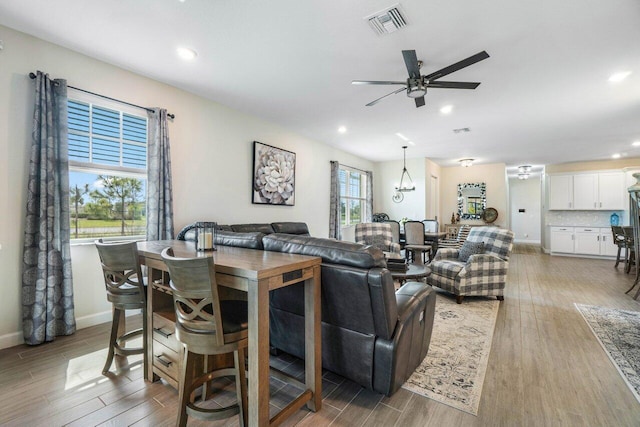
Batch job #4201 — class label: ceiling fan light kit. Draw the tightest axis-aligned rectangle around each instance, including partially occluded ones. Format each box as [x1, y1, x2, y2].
[352, 49, 489, 108]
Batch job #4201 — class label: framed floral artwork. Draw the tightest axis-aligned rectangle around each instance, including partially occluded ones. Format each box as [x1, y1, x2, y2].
[252, 141, 296, 205]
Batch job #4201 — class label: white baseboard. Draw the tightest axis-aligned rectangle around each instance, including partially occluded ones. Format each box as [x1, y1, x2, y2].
[0, 309, 141, 350]
[0, 331, 24, 350]
[75, 310, 113, 330]
[514, 239, 541, 244]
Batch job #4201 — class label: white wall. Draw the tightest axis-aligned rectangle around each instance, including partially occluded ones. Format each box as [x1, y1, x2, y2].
[509, 177, 541, 243]
[0, 25, 373, 348]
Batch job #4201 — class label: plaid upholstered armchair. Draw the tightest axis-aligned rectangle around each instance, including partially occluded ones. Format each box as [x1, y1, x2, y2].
[426, 227, 514, 303]
[355, 223, 402, 257]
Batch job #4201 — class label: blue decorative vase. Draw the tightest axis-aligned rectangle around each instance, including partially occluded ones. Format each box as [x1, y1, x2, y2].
[610, 212, 620, 226]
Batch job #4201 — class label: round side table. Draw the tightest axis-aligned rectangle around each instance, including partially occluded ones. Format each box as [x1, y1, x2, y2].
[390, 264, 431, 286]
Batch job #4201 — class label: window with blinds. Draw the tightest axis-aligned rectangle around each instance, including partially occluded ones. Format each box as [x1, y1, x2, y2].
[68, 100, 147, 171]
[67, 98, 148, 241]
[339, 167, 368, 227]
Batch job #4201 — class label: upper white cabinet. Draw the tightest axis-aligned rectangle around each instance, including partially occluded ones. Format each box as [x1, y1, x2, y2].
[598, 172, 625, 209]
[573, 174, 598, 209]
[548, 175, 573, 210]
[548, 171, 625, 210]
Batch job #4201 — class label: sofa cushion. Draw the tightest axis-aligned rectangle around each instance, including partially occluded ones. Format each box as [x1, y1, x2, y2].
[231, 223, 275, 234]
[271, 222, 310, 235]
[430, 259, 465, 279]
[262, 234, 386, 269]
[215, 230, 265, 250]
[458, 240, 485, 262]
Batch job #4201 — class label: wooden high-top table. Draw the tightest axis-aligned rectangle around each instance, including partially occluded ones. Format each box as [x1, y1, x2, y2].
[137, 240, 322, 426]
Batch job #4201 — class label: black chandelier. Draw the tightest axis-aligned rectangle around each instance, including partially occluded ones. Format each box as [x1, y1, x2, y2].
[395, 146, 415, 192]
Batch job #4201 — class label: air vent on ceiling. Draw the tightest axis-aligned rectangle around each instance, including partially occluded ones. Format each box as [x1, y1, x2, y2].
[365, 4, 408, 36]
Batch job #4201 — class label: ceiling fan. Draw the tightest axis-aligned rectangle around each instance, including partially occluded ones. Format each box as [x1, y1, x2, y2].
[352, 50, 489, 108]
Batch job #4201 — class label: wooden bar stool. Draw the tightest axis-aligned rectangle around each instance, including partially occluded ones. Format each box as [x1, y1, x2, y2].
[161, 248, 248, 427]
[95, 239, 147, 375]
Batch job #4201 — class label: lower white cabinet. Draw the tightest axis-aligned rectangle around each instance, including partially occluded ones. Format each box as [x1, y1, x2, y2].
[599, 229, 621, 257]
[574, 228, 600, 255]
[550, 227, 575, 253]
[550, 226, 619, 257]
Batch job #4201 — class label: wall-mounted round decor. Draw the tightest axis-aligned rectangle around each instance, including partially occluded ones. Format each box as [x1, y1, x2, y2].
[482, 207, 498, 223]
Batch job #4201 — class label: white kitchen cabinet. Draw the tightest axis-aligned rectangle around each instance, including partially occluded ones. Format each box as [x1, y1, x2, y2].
[599, 227, 621, 257]
[550, 227, 574, 253]
[550, 226, 620, 257]
[574, 227, 600, 255]
[548, 175, 573, 210]
[548, 171, 625, 210]
[573, 174, 598, 210]
[598, 172, 625, 209]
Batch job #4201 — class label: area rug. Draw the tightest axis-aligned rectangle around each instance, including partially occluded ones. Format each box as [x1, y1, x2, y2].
[575, 303, 640, 403]
[402, 292, 499, 415]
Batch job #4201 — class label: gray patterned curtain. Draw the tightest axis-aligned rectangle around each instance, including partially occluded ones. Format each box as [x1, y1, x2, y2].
[366, 170, 373, 222]
[22, 71, 76, 345]
[146, 109, 174, 240]
[329, 161, 341, 239]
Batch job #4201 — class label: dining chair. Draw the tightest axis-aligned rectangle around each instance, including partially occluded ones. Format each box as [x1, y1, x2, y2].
[404, 221, 432, 264]
[611, 226, 627, 268]
[422, 219, 439, 233]
[161, 248, 248, 427]
[622, 226, 635, 274]
[95, 239, 147, 375]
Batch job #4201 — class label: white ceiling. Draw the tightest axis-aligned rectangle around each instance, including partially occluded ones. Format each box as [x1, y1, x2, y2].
[2, 0, 639, 168]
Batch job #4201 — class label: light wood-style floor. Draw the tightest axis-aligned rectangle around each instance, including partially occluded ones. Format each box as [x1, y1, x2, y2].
[2, 245, 640, 426]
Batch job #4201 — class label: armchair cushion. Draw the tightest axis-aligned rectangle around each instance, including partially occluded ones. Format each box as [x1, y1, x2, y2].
[458, 240, 485, 262]
[363, 234, 389, 252]
[430, 259, 465, 279]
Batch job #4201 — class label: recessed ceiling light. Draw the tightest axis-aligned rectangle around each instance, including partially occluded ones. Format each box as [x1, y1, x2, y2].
[612, 153, 621, 159]
[395, 132, 409, 141]
[608, 71, 631, 83]
[632, 141, 640, 147]
[440, 105, 453, 114]
[338, 126, 347, 134]
[176, 47, 197, 61]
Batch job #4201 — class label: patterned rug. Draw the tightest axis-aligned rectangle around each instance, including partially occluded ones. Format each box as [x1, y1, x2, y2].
[575, 304, 640, 403]
[402, 292, 499, 415]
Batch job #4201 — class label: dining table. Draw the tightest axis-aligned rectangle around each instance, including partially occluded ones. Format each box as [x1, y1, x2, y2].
[137, 240, 323, 426]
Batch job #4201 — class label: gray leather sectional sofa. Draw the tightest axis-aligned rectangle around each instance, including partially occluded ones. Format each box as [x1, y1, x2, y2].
[175, 222, 436, 396]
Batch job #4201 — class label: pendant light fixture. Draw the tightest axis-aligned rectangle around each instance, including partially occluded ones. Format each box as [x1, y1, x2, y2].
[395, 146, 416, 192]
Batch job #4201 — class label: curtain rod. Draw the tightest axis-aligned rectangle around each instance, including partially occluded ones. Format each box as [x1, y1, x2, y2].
[29, 72, 175, 119]
[341, 163, 370, 174]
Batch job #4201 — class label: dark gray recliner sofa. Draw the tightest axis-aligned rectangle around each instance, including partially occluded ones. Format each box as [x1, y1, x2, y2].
[263, 233, 435, 396]
[174, 223, 436, 396]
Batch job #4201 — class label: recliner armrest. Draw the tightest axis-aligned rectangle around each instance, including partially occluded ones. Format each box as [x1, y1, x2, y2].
[395, 281, 433, 323]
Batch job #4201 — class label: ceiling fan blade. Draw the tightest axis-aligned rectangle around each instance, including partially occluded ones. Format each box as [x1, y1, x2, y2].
[352, 80, 407, 85]
[424, 51, 490, 81]
[414, 97, 426, 108]
[366, 87, 406, 106]
[426, 81, 481, 89]
[402, 50, 421, 79]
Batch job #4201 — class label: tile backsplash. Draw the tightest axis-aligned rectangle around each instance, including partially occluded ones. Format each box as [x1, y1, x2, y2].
[546, 210, 624, 227]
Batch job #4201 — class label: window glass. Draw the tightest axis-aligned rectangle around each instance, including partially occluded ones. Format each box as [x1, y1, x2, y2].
[68, 98, 148, 240]
[339, 167, 368, 227]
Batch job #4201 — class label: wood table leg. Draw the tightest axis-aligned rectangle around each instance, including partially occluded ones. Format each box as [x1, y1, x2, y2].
[304, 265, 322, 412]
[248, 279, 270, 426]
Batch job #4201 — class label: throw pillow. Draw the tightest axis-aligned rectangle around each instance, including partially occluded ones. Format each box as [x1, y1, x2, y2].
[458, 240, 485, 262]
[363, 234, 388, 251]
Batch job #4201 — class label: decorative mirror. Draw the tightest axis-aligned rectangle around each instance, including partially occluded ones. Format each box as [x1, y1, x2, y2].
[457, 182, 486, 220]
